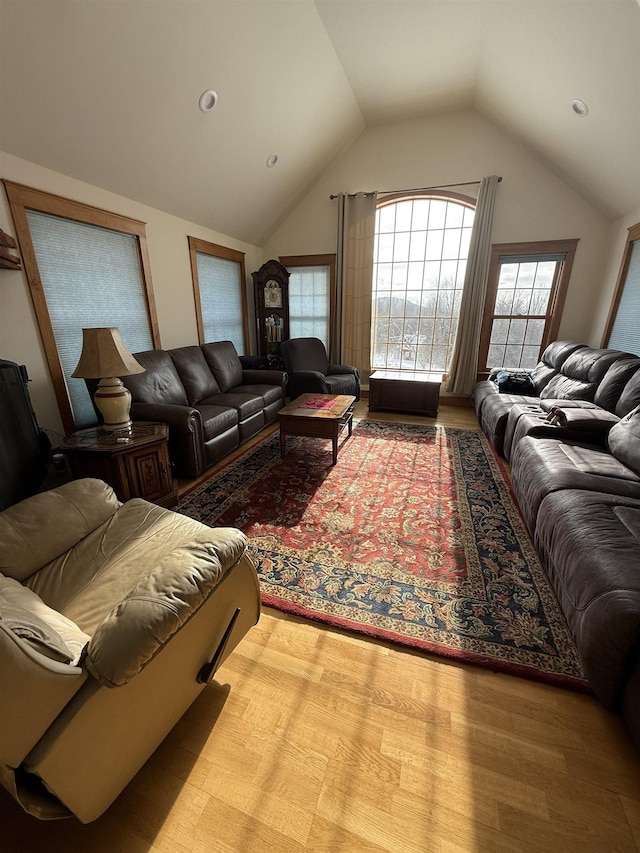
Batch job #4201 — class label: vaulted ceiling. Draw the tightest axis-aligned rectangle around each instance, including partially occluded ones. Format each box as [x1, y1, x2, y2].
[1, 0, 638, 246]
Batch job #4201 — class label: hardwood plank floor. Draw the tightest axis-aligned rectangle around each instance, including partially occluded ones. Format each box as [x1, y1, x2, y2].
[3, 402, 639, 852]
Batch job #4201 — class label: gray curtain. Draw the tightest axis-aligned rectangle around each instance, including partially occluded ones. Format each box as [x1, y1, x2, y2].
[334, 192, 378, 381]
[445, 175, 500, 396]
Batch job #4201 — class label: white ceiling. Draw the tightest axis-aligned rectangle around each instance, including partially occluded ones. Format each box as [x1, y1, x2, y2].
[1, 0, 639, 246]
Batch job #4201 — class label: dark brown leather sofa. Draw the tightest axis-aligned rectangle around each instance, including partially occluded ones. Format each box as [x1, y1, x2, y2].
[475, 341, 640, 748]
[510, 407, 640, 748]
[121, 341, 286, 478]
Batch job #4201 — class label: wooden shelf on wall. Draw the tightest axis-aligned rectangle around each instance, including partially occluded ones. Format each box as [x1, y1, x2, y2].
[0, 229, 22, 269]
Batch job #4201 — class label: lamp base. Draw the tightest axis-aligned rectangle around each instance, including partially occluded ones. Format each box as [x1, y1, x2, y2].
[94, 377, 133, 431]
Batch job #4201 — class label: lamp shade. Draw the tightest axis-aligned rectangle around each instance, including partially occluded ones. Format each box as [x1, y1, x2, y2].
[72, 327, 145, 379]
[72, 328, 145, 431]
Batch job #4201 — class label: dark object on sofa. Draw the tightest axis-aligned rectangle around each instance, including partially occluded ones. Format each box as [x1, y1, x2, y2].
[508, 406, 640, 747]
[474, 341, 640, 457]
[118, 341, 286, 478]
[0, 359, 48, 510]
[280, 337, 360, 401]
[493, 369, 536, 395]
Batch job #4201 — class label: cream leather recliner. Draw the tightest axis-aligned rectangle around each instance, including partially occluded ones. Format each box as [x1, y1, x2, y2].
[0, 478, 260, 823]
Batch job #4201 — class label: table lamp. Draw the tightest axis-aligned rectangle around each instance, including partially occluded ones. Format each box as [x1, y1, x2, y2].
[72, 327, 145, 431]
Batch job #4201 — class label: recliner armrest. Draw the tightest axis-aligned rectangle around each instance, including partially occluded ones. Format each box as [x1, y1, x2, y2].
[327, 364, 359, 378]
[84, 529, 249, 687]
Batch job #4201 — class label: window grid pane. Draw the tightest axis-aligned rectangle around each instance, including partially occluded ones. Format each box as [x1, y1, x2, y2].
[25, 210, 153, 427]
[372, 197, 475, 373]
[486, 253, 563, 369]
[288, 265, 330, 350]
[196, 253, 245, 355]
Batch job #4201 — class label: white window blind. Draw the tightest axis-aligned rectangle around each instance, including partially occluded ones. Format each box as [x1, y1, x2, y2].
[25, 210, 153, 428]
[196, 252, 245, 354]
[608, 239, 640, 356]
[288, 265, 330, 350]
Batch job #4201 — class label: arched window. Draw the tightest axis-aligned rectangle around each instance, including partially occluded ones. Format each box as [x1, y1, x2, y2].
[371, 193, 475, 373]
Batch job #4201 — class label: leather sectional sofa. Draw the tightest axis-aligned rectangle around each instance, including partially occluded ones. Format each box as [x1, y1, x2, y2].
[119, 341, 287, 479]
[474, 341, 640, 748]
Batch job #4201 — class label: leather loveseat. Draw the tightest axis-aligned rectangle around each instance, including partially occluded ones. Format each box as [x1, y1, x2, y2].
[0, 478, 261, 823]
[119, 341, 287, 478]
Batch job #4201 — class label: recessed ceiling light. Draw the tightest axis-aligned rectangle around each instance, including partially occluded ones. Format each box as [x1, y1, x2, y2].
[572, 99, 589, 117]
[266, 154, 279, 168]
[198, 89, 218, 112]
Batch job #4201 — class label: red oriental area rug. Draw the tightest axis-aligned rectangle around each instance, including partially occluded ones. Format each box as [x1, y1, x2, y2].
[178, 420, 588, 690]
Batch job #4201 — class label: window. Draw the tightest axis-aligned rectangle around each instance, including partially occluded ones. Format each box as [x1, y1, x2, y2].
[280, 254, 334, 351]
[3, 181, 159, 435]
[371, 193, 475, 373]
[478, 240, 578, 372]
[188, 237, 248, 354]
[603, 222, 640, 355]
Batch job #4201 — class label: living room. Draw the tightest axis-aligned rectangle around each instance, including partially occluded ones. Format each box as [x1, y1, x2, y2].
[1, 0, 640, 850]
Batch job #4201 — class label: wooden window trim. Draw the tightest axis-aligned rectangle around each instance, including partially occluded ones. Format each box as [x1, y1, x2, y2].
[2, 180, 160, 435]
[187, 236, 248, 347]
[477, 238, 579, 379]
[601, 222, 640, 347]
[279, 253, 336, 338]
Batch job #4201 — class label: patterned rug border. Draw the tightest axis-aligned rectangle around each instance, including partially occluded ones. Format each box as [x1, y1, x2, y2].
[179, 419, 590, 693]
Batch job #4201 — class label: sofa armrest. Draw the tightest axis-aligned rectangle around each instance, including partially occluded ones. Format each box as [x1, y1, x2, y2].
[242, 368, 287, 389]
[0, 479, 120, 582]
[129, 402, 204, 478]
[84, 529, 249, 687]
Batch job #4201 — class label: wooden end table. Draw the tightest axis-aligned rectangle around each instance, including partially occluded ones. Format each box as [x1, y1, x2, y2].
[60, 421, 178, 508]
[277, 394, 356, 465]
[368, 370, 443, 417]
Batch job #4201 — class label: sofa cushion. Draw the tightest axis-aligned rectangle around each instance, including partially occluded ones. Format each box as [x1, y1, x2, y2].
[169, 346, 221, 404]
[608, 406, 640, 476]
[195, 404, 239, 441]
[123, 350, 189, 406]
[538, 348, 622, 401]
[616, 369, 640, 418]
[510, 435, 640, 534]
[214, 392, 264, 420]
[594, 357, 640, 412]
[0, 575, 90, 664]
[201, 341, 243, 392]
[235, 383, 284, 407]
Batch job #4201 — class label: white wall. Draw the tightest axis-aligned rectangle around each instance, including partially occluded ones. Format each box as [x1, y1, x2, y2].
[0, 151, 262, 437]
[590, 205, 640, 347]
[264, 108, 612, 345]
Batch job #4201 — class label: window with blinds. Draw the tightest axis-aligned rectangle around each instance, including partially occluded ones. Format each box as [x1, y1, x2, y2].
[188, 237, 247, 354]
[3, 180, 159, 435]
[25, 211, 154, 428]
[605, 224, 640, 356]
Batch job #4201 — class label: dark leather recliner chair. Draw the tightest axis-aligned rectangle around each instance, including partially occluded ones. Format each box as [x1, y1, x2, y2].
[280, 337, 360, 402]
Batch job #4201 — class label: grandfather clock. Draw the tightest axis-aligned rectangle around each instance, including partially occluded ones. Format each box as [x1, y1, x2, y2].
[252, 259, 290, 365]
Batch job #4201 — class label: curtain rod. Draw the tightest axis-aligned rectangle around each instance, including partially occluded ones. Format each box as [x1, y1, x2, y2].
[329, 177, 502, 200]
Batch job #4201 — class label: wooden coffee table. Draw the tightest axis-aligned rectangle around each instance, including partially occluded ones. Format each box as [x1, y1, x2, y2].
[278, 394, 356, 464]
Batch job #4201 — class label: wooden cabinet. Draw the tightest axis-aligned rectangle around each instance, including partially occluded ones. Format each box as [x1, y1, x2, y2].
[252, 259, 290, 364]
[60, 422, 178, 508]
[368, 371, 442, 417]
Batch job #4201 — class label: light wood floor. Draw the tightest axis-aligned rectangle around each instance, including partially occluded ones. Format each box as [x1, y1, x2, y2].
[3, 402, 640, 851]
